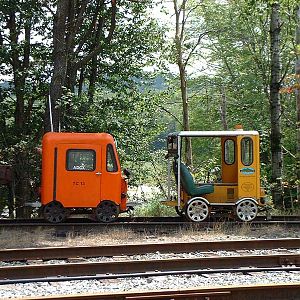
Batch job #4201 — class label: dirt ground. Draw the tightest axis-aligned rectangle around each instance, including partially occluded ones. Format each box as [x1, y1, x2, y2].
[0, 223, 299, 249]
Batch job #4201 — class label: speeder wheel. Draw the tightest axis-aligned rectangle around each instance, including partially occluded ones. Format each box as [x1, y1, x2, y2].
[96, 200, 119, 223]
[185, 198, 209, 222]
[236, 199, 258, 222]
[43, 201, 67, 223]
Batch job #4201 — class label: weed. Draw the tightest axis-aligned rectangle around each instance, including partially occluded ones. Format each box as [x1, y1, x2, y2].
[134, 197, 176, 217]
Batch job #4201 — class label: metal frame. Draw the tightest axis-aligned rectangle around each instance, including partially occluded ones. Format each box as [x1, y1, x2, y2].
[167, 157, 171, 201]
[167, 130, 260, 210]
[177, 135, 181, 208]
[175, 130, 258, 137]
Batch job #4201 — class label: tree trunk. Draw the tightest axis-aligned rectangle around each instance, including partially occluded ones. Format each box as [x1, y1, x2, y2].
[173, 0, 192, 166]
[7, 10, 32, 218]
[78, 68, 85, 97]
[269, 3, 283, 207]
[46, 0, 116, 131]
[7, 11, 25, 133]
[179, 63, 193, 166]
[13, 152, 31, 218]
[220, 86, 228, 131]
[295, 5, 300, 202]
[0, 90, 6, 135]
[46, 0, 68, 132]
[7, 182, 14, 218]
[88, 55, 98, 103]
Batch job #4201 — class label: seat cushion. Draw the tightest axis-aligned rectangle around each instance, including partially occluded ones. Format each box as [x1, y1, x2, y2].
[191, 184, 214, 197]
[180, 163, 214, 196]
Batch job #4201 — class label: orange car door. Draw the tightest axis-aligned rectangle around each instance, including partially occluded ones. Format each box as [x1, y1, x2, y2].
[100, 143, 121, 204]
[56, 144, 101, 207]
[237, 136, 258, 199]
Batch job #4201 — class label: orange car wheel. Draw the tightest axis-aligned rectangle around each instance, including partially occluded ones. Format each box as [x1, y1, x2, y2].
[43, 201, 68, 223]
[95, 200, 119, 223]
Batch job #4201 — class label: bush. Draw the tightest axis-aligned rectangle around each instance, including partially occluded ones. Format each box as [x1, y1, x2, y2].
[134, 197, 175, 217]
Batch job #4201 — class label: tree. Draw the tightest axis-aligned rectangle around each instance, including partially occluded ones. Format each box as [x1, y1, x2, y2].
[171, 0, 211, 166]
[296, 5, 300, 202]
[191, 0, 298, 205]
[0, 0, 165, 217]
[46, 0, 117, 132]
[269, 2, 283, 206]
[46, 0, 163, 132]
[173, 0, 192, 165]
[0, 0, 49, 217]
[47, 0, 68, 132]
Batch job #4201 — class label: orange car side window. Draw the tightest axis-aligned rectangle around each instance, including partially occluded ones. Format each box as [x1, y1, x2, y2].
[66, 149, 96, 171]
[241, 137, 253, 166]
[106, 144, 118, 172]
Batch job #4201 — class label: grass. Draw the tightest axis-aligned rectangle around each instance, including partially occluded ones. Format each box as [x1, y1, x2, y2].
[1, 222, 299, 249]
[271, 207, 300, 216]
[134, 198, 176, 217]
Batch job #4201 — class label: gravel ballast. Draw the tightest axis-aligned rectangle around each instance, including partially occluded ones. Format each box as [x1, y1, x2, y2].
[0, 271, 299, 299]
[0, 225, 300, 298]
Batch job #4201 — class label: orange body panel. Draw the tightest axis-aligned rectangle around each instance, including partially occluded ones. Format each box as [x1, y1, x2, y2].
[205, 134, 262, 204]
[236, 135, 261, 200]
[204, 135, 262, 204]
[41, 132, 127, 210]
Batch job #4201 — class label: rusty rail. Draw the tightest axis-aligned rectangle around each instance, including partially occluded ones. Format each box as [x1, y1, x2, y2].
[21, 283, 300, 300]
[0, 220, 299, 235]
[0, 215, 299, 224]
[0, 253, 299, 283]
[0, 215, 299, 239]
[0, 238, 299, 262]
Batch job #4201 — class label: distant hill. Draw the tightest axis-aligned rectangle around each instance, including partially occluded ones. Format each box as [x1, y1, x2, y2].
[0, 81, 11, 89]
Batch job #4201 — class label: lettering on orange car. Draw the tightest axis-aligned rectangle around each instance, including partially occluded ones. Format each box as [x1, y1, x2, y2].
[73, 181, 86, 186]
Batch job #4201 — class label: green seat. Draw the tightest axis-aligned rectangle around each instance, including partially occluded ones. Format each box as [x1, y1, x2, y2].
[179, 163, 214, 197]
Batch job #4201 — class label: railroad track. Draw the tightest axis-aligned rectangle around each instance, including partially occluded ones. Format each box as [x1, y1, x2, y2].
[1, 215, 299, 223]
[21, 283, 300, 300]
[0, 238, 299, 261]
[1, 253, 299, 285]
[0, 216, 299, 232]
[0, 239, 299, 285]
[0, 239, 299, 299]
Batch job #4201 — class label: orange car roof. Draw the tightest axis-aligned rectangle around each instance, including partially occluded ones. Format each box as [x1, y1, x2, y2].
[42, 132, 115, 145]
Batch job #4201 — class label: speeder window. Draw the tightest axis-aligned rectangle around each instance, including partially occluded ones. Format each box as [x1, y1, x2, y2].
[241, 137, 253, 166]
[106, 144, 118, 172]
[66, 149, 96, 171]
[224, 139, 235, 165]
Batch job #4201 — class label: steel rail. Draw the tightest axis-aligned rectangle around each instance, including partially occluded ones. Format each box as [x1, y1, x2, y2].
[1, 266, 300, 285]
[0, 221, 299, 232]
[0, 238, 299, 262]
[18, 283, 300, 300]
[0, 253, 299, 283]
[0, 215, 299, 224]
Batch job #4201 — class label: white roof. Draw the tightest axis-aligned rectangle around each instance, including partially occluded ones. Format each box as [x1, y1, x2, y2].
[169, 130, 259, 137]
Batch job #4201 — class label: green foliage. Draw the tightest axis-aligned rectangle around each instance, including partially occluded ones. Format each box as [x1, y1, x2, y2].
[1, 0, 299, 215]
[134, 197, 175, 217]
[182, 0, 299, 192]
[156, 0, 299, 206]
[0, 0, 167, 216]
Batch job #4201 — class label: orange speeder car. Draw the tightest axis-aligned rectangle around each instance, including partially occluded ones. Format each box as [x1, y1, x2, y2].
[41, 132, 128, 223]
